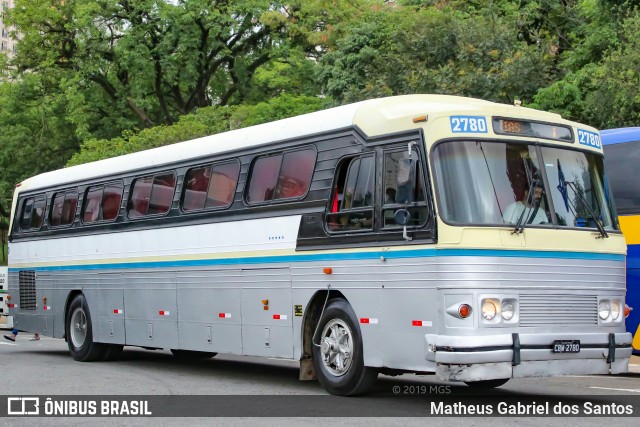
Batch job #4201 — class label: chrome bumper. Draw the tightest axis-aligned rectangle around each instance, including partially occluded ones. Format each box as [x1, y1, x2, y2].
[425, 332, 632, 382]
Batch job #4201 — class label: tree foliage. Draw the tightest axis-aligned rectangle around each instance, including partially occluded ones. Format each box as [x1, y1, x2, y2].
[67, 94, 328, 165]
[7, 0, 295, 131]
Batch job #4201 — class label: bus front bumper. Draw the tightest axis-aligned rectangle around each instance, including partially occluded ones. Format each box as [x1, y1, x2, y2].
[425, 332, 633, 382]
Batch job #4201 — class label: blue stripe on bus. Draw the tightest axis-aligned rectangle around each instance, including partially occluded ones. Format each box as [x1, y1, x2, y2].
[7, 248, 624, 272]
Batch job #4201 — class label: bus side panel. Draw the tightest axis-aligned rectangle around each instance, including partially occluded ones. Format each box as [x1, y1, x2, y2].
[36, 272, 55, 336]
[124, 270, 178, 349]
[95, 272, 126, 344]
[240, 266, 293, 358]
[379, 259, 439, 372]
[176, 267, 243, 354]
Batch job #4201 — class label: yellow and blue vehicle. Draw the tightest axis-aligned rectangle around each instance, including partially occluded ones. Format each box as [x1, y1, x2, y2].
[602, 127, 640, 354]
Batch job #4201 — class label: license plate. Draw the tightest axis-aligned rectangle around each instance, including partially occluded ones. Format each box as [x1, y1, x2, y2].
[552, 340, 580, 353]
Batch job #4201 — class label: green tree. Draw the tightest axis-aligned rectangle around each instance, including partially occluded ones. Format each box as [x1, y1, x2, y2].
[532, 7, 640, 128]
[0, 74, 80, 203]
[67, 94, 328, 165]
[7, 0, 295, 135]
[319, 3, 557, 105]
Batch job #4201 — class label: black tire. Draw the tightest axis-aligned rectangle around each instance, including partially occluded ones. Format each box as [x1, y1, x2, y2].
[101, 344, 124, 361]
[312, 299, 378, 396]
[170, 349, 217, 359]
[65, 294, 105, 362]
[464, 378, 510, 389]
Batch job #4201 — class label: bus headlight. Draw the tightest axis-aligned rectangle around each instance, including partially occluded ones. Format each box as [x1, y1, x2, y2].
[482, 300, 497, 321]
[501, 301, 515, 321]
[598, 300, 611, 320]
[611, 300, 621, 321]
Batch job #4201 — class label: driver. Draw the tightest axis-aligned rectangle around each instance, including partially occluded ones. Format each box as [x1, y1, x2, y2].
[503, 186, 548, 225]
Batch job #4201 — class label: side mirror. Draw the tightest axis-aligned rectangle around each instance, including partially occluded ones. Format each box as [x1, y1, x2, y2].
[394, 209, 410, 226]
[394, 209, 413, 242]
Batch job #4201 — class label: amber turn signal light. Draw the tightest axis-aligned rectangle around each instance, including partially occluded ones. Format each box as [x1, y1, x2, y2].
[458, 304, 471, 318]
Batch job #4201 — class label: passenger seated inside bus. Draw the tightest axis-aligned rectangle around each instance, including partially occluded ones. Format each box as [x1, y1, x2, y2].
[502, 185, 548, 225]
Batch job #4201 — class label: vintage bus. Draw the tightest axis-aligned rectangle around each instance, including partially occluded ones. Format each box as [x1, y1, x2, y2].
[601, 127, 640, 354]
[6, 95, 632, 395]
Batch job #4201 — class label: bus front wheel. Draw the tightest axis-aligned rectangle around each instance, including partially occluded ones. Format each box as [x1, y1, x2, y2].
[65, 294, 105, 362]
[312, 299, 377, 396]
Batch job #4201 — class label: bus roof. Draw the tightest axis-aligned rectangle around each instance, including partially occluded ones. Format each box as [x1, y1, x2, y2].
[18, 94, 571, 193]
[601, 127, 640, 146]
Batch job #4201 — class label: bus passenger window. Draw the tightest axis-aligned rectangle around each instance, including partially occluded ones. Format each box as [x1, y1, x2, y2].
[183, 160, 240, 211]
[61, 191, 78, 225]
[274, 149, 316, 200]
[206, 161, 240, 208]
[20, 198, 34, 230]
[32, 197, 46, 229]
[20, 196, 46, 231]
[247, 155, 282, 203]
[83, 181, 123, 223]
[326, 155, 374, 232]
[21, 195, 46, 231]
[246, 147, 316, 204]
[83, 186, 104, 223]
[129, 176, 152, 219]
[51, 189, 78, 227]
[102, 182, 123, 221]
[129, 173, 176, 218]
[183, 166, 211, 211]
[50, 193, 65, 227]
[148, 173, 176, 215]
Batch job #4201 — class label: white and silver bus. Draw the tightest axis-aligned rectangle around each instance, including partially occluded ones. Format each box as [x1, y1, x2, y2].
[6, 95, 632, 395]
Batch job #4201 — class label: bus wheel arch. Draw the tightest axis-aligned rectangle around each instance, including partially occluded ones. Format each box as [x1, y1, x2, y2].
[305, 295, 377, 395]
[62, 290, 84, 341]
[64, 293, 105, 362]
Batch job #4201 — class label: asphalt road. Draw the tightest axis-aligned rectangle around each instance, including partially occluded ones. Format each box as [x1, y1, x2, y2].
[0, 336, 638, 426]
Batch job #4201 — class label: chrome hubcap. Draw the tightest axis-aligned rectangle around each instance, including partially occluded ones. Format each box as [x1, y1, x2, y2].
[320, 319, 353, 376]
[70, 307, 88, 348]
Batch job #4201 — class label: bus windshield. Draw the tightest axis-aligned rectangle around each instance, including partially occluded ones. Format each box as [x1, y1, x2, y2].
[433, 140, 618, 231]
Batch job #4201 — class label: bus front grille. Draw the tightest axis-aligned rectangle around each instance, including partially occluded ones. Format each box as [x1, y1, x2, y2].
[519, 294, 598, 326]
[18, 271, 37, 311]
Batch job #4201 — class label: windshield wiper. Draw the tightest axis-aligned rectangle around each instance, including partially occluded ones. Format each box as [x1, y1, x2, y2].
[563, 180, 609, 239]
[512, 178, 540, 235]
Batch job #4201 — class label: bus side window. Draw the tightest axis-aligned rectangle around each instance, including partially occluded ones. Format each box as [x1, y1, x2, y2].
[206, 161, 240, 208]
[20, 198, 34, 230]
[102, 182, 124, 221]
[51, 189, 78, 227]
[148, 173, 176, 215]
[19, 195, 46, 232]
[326, 155, 374, 232]
[83, 186, 103, 223]
[246, 147, 316, 204]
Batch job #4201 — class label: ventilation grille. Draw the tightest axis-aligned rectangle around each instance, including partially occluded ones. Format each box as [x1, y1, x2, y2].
[18, 271, 36, 311]
[519, 294, 598, 327]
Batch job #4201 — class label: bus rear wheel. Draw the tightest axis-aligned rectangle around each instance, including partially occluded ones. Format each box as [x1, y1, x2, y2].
[65, 294, 105, 362]
[312, 299, 377, 396]
[464, 378, 510, 389]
